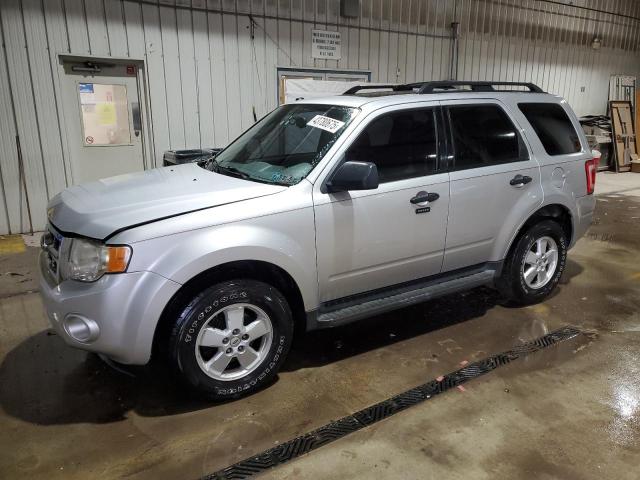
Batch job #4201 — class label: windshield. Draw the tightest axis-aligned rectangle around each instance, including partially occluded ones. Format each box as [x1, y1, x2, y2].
[210, 104, 358, 185]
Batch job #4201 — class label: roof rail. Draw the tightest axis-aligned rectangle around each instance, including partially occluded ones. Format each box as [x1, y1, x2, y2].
[342, 84, 414, 95]
[416, 81, 545, 93]
[343, 81, 545, 96]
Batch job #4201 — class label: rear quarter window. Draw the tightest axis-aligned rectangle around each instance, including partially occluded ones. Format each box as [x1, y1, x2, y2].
[518, 103, 581, 155]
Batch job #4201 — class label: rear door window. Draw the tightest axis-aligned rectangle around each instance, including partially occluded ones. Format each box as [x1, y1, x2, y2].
[518, 103, 581, 155]
[346, 108, 438, 183]
[447, 104, 527, 171]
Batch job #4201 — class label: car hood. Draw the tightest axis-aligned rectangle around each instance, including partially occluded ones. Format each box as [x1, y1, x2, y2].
[47, 163, 286, 240]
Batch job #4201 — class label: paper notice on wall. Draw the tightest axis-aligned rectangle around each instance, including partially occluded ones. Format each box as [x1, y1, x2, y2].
[79, 83, 94, 93]
[79, 83, 96, 105]
[96, 103, 116, 125]
[311, 29, 341, 59]
[79, 83, 131, 145]
[306, 115, 345, 133]
[80, 93, 96, 105]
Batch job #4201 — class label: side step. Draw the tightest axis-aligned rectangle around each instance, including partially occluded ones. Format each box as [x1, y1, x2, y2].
[316, 269, 496, 327]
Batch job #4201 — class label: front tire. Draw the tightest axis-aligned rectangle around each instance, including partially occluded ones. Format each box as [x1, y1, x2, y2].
[168, 279, 293, 400]
[498, 220, 568, 305]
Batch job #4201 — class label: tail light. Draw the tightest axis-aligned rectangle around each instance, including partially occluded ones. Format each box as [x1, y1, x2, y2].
[585, 158, 597, 195]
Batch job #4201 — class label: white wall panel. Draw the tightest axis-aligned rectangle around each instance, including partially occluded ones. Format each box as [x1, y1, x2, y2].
[0, 0, 639, 233]
[458, 0, 640, 116]
[104, 0, 129, 56]
[176, 8, 200, 147]
[141, 1, 170, 165]
[123, 1, 145, 57]
[22, 0, 68, 200]
[43, 0, 73, 188]
[263, 14, 279, 110]
[1, 0, 49, 232]
[160, 5, 186, 148]
[249, 12, 267, 119]
[192, 9, 215, 147]
[0, 14, 20, 234]
[237, 15, 255, 131]
[222, 13, 243, 139]
[290, 4, 304, 66]
[85, 0, 111, 54]
[208, 8, 230, 145]
[64, 0, 91, 54]
[301, 0, 314, 68]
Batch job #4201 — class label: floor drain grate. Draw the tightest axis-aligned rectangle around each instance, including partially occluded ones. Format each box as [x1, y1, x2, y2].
[203, 325, 581, 480]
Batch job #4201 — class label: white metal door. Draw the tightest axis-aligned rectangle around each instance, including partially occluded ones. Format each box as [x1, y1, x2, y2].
[61, 62, 145, 184]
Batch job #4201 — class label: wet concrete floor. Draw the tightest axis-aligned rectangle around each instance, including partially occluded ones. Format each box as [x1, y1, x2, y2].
[1, 177, 639, 479]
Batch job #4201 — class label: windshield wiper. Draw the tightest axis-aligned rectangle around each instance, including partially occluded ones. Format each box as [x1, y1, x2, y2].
[209, 160, 292, 186]
[207, 159, 249, 179]
[216, 165, 252, 180]
[204, 157, 220, 172]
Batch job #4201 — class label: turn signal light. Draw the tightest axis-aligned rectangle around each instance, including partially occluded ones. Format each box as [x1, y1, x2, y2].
[585, 158, 596, 195]
[106, 246, 131, 273]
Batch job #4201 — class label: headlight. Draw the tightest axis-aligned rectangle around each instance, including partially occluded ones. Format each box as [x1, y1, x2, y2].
[61, 238, 131, 282]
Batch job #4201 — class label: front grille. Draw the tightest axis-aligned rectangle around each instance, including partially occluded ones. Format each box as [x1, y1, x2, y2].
[41, 226, 64, 284]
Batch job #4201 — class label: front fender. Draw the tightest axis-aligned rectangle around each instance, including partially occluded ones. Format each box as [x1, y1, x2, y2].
[127, 208, 318, 311]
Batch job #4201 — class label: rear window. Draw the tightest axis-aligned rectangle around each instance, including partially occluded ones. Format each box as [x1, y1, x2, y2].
[518, 103, 581, 155]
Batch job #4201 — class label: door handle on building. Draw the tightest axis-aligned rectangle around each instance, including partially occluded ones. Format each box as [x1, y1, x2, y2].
[132, 102, 141, 137]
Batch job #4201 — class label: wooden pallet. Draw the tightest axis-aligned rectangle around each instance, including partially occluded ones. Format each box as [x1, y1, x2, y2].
[610, 100, 638, 172]
[636, 91, 640, 172]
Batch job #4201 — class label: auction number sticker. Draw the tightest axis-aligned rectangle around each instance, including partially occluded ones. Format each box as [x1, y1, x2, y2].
[307, 115, 345, 133]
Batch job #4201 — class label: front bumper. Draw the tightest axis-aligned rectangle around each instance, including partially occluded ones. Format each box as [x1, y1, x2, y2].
[39, 251, 181, 364]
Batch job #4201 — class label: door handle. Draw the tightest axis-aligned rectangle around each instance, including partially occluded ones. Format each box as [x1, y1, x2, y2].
[510, 174, 532, 187]
[410, 191, 440, 204]
[131, 102, 142, 137]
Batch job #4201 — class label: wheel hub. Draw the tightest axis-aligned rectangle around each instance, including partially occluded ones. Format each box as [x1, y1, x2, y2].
[194, 303, 274, 381]
[522, 235, 559, 289]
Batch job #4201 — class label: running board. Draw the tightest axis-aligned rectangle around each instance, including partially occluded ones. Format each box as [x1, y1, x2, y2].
[316, 269, 496, 328]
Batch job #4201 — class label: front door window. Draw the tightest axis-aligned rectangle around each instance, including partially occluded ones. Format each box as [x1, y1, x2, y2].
[346, 108, 438, 183]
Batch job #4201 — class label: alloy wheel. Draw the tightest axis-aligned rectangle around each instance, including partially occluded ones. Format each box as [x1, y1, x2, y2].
[522, 235, 559, 289]
[195, 303, 273, 381]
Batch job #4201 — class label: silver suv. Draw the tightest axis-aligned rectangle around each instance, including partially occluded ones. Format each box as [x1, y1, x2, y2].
[40, 81, 596, 399]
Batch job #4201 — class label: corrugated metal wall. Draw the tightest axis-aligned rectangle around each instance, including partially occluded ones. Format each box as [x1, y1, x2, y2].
[0, 0, 639, 234]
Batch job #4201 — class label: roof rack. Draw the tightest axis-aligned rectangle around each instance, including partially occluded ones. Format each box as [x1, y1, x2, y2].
[342, 84, 413, 95]
[343, 81, 545, 96]
[416, 81, 544, 93]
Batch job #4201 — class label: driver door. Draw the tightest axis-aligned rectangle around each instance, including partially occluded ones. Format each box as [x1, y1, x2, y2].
[313, 105, 450, 303]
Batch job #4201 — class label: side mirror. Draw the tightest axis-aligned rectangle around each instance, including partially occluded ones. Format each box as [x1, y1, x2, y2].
[326, 161, 379, 192]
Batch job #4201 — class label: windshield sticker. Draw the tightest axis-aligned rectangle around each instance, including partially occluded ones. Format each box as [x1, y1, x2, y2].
[271, 173, 297, 184]
[307, 115, 345, 133]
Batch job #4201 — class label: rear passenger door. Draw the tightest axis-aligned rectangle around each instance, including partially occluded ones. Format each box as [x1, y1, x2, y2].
[441, 100, 543, 271]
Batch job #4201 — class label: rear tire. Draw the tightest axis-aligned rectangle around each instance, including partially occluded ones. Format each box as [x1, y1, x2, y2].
[168, 279, 293, 400]
[498, 220, 567, 305]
